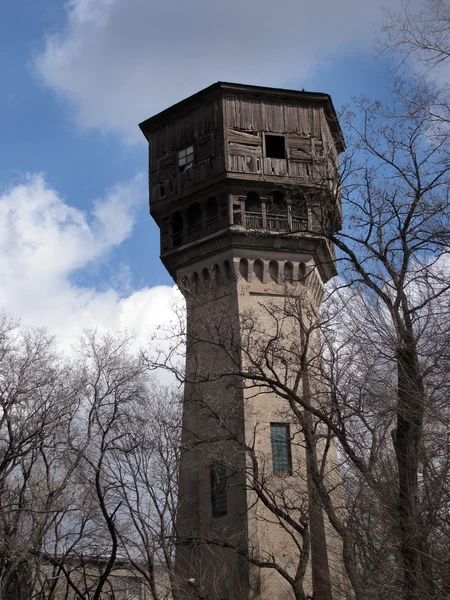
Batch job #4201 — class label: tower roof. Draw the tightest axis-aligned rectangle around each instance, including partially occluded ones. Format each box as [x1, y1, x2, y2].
[139, 81, 345, 152]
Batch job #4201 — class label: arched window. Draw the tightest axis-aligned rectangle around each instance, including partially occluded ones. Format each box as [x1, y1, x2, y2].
[212, 263, 222, 287]
[254, 259, 264, 283]
[224, 260, 233, 283]
[267, 191, 285, 213]
[239, 258, 248, 281]
[299, 263, 306, 281]
[284, 262, 294, 282]
[269, 261, 279, 283]
[290, 193, 308, 232]
[187, 203, 203, 241]
[266, 191, 288, 231]
[206, 197, 219, 234]
[202, 267, 210, 287]
[245, 192, 262, 228]
[191, 272, 200, 292]
[171, 212, 184, 247]
[245, 192, 261, 212]
[161, 217, 169, 251]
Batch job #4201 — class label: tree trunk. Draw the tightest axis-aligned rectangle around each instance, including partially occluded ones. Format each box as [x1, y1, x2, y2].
[303, 375, 334, 600]
[394, 325, 426, 600]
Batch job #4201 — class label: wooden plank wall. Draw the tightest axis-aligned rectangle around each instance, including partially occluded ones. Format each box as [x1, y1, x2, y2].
[153, 100, 221, 158]
[149, 98, 225, 202]
[223, 96, 338, 180]
[148, 94, 340, 205]
[224, 97, 325, 136]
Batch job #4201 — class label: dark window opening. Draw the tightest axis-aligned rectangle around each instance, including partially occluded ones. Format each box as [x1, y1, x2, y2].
[245, 191, 261, 213]
[224, 260, 233, 282]
[267, 191, 286, 214]
[187, 203, 202, 228]
[171, 213, 184, 248]
[187, 202, 203, 242]
[211, 464, 227, 516]
[220, 198, 228, 222]
[206, 197, 218, 220]
[159, 182, 166, 197]
[265, 135, 286, 159]
[206, 198, 219, 234]
[270, 423, 292, 475]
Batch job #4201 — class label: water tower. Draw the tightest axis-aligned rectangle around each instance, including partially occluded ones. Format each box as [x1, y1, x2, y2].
[140, 82, 345, 600]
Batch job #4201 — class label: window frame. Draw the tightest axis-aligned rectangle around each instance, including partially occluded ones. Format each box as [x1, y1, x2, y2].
[264, 134, 286, 160]
[270, 423, 293, 476]
[178, 145, 194, 171]
[210, 463, 227, 517]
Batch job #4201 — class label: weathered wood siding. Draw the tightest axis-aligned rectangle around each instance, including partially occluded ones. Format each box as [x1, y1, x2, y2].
[148, 92, 340, 207]
[223, 95, 339, 183]
[224, 96, 324, 135]
[149, 98, 225, 203]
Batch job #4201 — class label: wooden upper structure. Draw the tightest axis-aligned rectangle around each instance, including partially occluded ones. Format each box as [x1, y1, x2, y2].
[139, 82, 344, 279]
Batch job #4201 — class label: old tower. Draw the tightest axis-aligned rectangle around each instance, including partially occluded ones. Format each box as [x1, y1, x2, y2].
[139, 82, 345, 600]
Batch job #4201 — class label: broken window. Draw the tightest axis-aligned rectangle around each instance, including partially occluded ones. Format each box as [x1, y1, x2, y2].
[178, 146, 194, 171]
[265, 135, 286, 159]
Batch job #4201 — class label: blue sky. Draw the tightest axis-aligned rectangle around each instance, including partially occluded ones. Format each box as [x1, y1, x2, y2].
[0, 0, 413, 345]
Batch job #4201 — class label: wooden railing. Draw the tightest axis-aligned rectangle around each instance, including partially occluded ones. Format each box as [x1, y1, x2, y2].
[205, 216, 219, 235]
[266, 214, 289, 231]
[186, 224, 203, 243]
[172, 212, 308, 251]
[245, 211, 308, 232]
[291, 217, 308, 231]
[245, 212, 263, 229]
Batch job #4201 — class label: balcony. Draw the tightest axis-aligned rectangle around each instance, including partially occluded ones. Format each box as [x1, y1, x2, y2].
[244, 211, 308, 233]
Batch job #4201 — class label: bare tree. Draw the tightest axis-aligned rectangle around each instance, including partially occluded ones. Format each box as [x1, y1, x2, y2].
[0, 314, 82, 600]
[0, 321, 181, 600]
[382, 0, 450, 130]
[113, 386, 181, 600]
[36, 330, 153, 600]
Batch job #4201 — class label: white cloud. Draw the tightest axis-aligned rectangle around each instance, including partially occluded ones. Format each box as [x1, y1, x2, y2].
[0, 173, 184, 351]
[35, 0, 411, 143]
